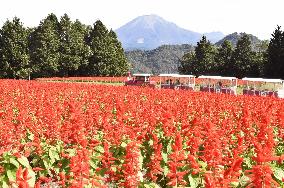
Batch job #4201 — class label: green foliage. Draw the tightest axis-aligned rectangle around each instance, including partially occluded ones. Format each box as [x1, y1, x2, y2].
[179, 51, 196, 75]
[29, 13, 60, 78]
[215, 40, 233, 76]
[0, 13, 128, 79]
[215, 32, 262, 51]
[180, 35, 265, 78]
[194, 36, 218, 75]
[86, 20, 129, 76]
[0, 17, 30, 79]
[231, 34, 263, 78]
[179, 36, 217, 76]
[0, 13, 282, 79]
[264, 25, 284, 79]
[127, 44, 194, 74]
[0, 153, 36, 187]
[58, 14, 91, 77]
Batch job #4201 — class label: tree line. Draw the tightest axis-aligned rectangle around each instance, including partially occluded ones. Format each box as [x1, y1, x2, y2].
[126, 44, 194, 74]
[179, 26, 284, 79]
[0, 13, 129, 79]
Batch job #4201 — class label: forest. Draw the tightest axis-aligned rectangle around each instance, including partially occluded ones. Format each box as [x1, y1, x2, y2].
[179, 27, 284, 79]
[0, 13, 283, 79]
[0, 13, 129, 79]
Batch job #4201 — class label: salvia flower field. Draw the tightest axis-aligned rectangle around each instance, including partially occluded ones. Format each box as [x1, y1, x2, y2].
[0, 79, 284, 188]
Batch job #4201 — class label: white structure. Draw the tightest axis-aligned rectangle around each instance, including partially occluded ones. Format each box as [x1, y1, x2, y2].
[125, 73, 156, 88]
[158, 74, 195, 90]
[198, 75, 237, 95]
[174, 75, 196, 90]
[242, 77, 284, 98]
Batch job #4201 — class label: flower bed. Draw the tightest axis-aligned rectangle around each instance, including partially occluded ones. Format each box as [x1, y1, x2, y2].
[0, 79, 283, 187]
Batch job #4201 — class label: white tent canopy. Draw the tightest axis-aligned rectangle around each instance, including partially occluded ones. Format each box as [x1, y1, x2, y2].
[218, 76, 237, 80]
[242, 77, 283, 83]
[198, 75, 222, 79]
[133, 73, 152, 77]
[174, 75, 195, 78]
[158, 74, 180, 77]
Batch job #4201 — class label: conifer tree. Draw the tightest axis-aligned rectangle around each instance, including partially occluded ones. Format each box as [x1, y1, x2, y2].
[0, 17, 30, 79]
[58, 14, 91, 76]
[264, 25, 284, 78]
[215, 40, 233, 76]
[109, 30, 129, 76]
[29, 13, 60, 78]
[87, 20, 129, 76]
[178, 51, 196, 75]
[179, 36, 217, 75]
[231, 34, 260, 78]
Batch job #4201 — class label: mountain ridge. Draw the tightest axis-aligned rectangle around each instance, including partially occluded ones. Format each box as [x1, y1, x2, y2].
[116, 15, 225, 50]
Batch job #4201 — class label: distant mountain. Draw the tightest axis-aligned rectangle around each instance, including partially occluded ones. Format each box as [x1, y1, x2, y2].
[116, 15, 224, 50]
[215, 32, 262, 50]
[125, 44, 194, 74]
[204, 32, 226, 43]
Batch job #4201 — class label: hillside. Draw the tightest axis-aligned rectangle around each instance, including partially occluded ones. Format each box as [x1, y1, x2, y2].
[116, 15, 224, 50]
[215, 32, 262, 50]
[125, 33, 267, 74]
[125, 44, 194, 74]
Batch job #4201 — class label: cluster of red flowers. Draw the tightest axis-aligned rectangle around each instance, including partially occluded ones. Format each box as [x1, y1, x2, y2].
[0, 79, 283, 187]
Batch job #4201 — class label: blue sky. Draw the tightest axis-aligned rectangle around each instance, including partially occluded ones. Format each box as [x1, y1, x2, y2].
[0, 0, 283, 39]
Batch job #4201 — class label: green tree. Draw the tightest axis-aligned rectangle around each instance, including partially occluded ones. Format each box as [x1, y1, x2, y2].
[179, 36, 217, 76]
[58, 14, 91, 77]
[87, 20, 129, 76]
[0, 17, 30, 79]
[86, 20, 108, 75]
[29, 13, 60, 78]
[178, 51, 196, 75]
[215, 40, 234, 76]
[264, 25, 284, 78]
[231, 34, 261, 78]
[108, 30, 130, 76]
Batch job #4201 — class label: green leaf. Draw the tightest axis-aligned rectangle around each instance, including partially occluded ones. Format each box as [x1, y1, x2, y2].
[27, 168, 36, 187]
[273, 167, 284, 181]
[198, 160, 207, 170]
[66, 148, 76, 157]
[121, 142, 127, 148]
[9, 158, 19, 168]
[17, 156, 31, 169]
[162, 152, 168, 163]
[166, 143, 172, 153]
[49, 147, 60, 164]
[89, 159, 97, 169]
[243, 157, 253, 169]
[163, 166, 169, 176]
[144, 183, 160, 188]
[138, 151, 143, 169]
[6, 169, 16, 182]
[1, 176, 9, 188]
[188, 174, 197, 188]
[239, 174, 250, 186]
[95, 145, 104, 153]
[230, 181, 239, 187]
[27, 132, 34, 141]
[43, 157, 52, 169]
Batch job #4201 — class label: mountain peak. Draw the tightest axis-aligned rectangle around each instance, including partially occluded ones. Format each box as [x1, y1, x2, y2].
[134, 14, 166, 22]
[116, 15, 224, 50]
[124, 14, 169, 30]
